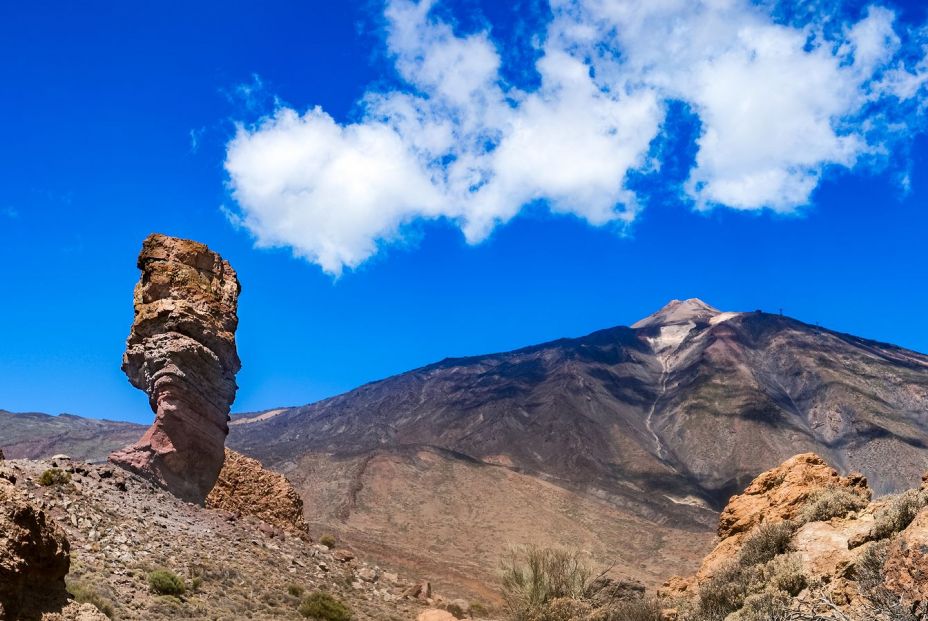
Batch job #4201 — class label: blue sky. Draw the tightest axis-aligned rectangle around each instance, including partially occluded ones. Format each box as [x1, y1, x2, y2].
[1, 0, 927, 423]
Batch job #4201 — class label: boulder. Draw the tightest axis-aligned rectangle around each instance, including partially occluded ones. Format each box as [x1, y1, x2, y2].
[0, 479, 70, 618]
[206, 449, 306, 533]
[403, 580, 432, 601]
[110, 233, 241, 504]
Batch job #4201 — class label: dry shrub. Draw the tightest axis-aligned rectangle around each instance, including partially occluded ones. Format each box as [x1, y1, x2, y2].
[526, 597, 592, 621]
[871, 490, 928, 540]
[695, 561, 750, 621]
[799, 487, 867, 524]
[67, 581, 116, 619]
[501, 546, 592, 621]
[725, 589, 791, 621]
[738, 521, 795, 567]
[761, 553, 807, 596]
[602, 597, 664, 621]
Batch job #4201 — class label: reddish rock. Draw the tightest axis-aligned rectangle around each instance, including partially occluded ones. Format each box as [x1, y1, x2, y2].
[884, 507, 928, 614]
[698, 453, 870, 578]
[206, 449, 306, 534]
[110, 234, 241, 504]
[0, 479, 70, 617]
[717, 453, 869, 539]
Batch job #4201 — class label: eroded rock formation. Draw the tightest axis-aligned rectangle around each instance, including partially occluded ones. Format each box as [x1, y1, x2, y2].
[885, 507, 928, 616]
[110, 233, 241, 504]
[206, 449, 307, 534]
[696, 453, 869, 580]
[0, 479, 70, 618]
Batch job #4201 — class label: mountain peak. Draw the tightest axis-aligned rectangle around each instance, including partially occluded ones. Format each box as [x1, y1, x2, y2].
[632, 298, 721, 329]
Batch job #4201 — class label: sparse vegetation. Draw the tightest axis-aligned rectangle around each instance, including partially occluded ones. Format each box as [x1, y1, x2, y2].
[444, 602, 466, 618]
[298, 591, 352, 621]
[606, 597, 664, 621]
[38, 468, 71, 486]
[692, 541, 806, 620]
[695, 561, 750, 621]
[799, 486, 867, 524]
[288, 584, 306, 597]
[67, 581, 116, 619]
[500, 545, 591, 621]
[319, 534, 337, 549]
[469, 601, 489, 617]
[148, 569, 186, 596]
[738, 521, 795, 567]
[871, 489, 928, 540]
[761, 553, 807, 596]
[726, 589, 790, 621]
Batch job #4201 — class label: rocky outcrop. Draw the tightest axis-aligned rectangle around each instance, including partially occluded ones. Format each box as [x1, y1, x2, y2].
[695, 453, 869, 579]
[110, 233, 241, 504]
[884, 507, 928, 616]
[0, 479, 70, 619]
[717, 453, 869, 539]
[206, 449, 306, 533]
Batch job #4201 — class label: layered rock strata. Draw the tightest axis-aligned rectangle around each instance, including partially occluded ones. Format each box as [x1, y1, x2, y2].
[110, 233, 241, 504]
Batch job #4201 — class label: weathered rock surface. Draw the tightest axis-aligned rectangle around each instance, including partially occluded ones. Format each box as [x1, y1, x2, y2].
[884, 507, 928, 615]
[717, 453, 869, 539]
[206, 448, 307, 533]
[695, 453, 869, 579]
[0, 478, 70, 618]
[110, 233, 241, 504]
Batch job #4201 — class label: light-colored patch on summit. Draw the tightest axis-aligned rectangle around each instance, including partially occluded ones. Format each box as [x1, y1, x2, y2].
[646, 323, 697, 353]
[230, 408, 288, 425]
[709, 311, 741, 325]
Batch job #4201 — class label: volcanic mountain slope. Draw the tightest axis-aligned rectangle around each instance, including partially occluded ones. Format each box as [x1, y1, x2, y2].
[226, 299, 928, 594]
[0, 410, 143, 462]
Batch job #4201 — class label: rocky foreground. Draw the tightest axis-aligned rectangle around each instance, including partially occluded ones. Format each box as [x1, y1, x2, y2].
[0, 457, 474, 621]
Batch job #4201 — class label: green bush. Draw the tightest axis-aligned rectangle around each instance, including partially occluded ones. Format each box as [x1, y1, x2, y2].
[500, 545, 591, 620]
[288, 584, 305, 597]
[738, 521, 795, 567]
[799, 487, 867, 524]
[298, 591, 352, 621]
[148, 569, 185, 596]
[319, 535, 337, 549]
[871, 490, 928, 540]
[38, 468, 71, 486]
[67, 582, 115, 619]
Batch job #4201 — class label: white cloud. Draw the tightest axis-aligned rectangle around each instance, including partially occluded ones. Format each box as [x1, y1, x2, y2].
[224, 0, 928, 274]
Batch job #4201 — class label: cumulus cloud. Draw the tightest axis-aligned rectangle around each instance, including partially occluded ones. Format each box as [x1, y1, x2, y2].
[225, 0, 928, 274]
